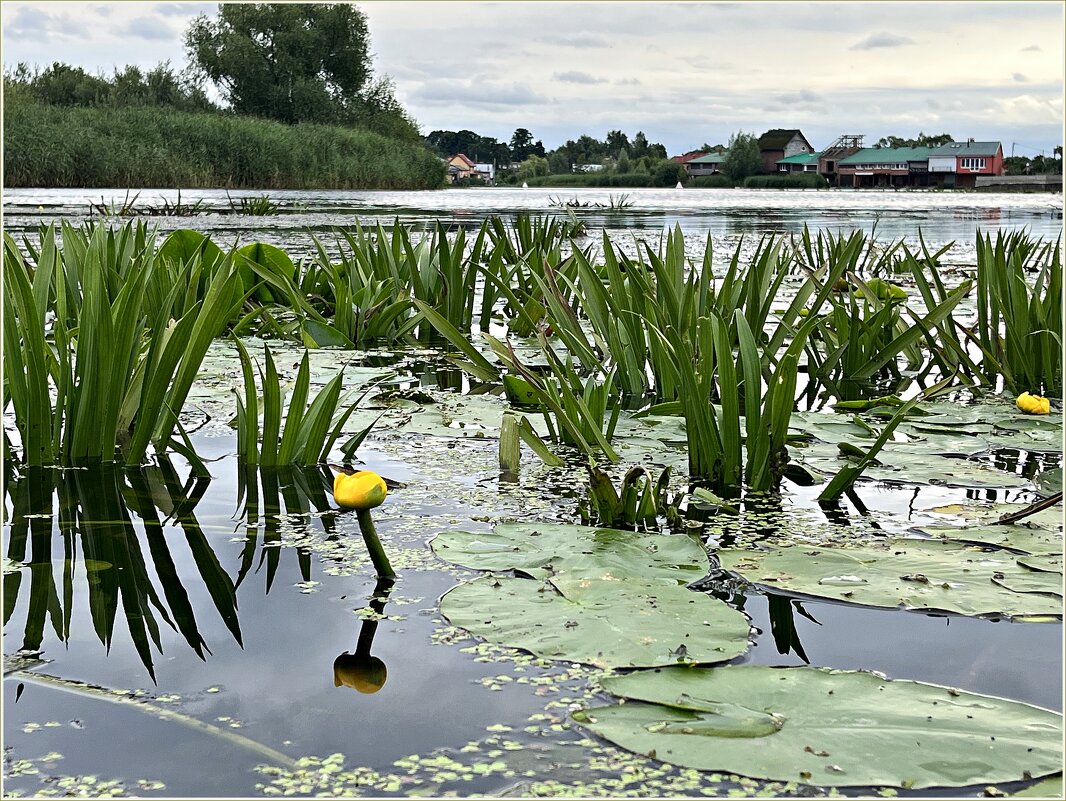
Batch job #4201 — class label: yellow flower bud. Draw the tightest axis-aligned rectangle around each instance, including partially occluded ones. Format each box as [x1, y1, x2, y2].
[1016, 392, 1050, 415]
[333, 470, 387, 510]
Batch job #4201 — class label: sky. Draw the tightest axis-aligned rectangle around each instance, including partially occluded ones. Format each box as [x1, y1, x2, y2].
[2, 1, 1063, 157]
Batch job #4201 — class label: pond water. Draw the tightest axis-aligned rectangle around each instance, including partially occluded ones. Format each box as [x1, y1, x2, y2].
[2, 189, 1063, 798]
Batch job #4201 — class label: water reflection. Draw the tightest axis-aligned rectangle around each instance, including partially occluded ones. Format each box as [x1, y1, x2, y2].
[5, 463, 242, 680]
[4, 463, 348, 680]
[333, 578, 393, 694]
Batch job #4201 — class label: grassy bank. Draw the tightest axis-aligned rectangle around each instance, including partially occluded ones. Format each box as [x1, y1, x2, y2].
[3, 100, 445, 189]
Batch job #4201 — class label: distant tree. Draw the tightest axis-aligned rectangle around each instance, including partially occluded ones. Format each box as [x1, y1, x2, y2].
[632, 131, 649, 158]
[516, 154, 549, 180]
[721, 131, 760, 181]
[547, 151, 570, 174]
[606, 129, 630, 155]
[510, 127, 539, 161]
[653, 160, 686, 186]
[875, 131, 954, 149]
[185, 4, 372, 125]
[616, 150, 631, 173]
[701, 142, 726, 154]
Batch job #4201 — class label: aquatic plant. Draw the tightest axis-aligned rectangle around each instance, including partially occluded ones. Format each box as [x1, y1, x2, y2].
[231, 340, 367, 467]
[581, 462, 674, 530]
[969, 230, 1062, 396]
[3, 223, 241, 466]
[228, 192, 279, 216]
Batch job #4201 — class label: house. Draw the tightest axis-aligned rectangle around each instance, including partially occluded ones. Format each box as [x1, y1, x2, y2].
[777, 152, 821, 174]
[927, 140, 1004, 188]
[446, 154, 477, 183]
[757, 129, 814, 174]
[671, 150, 712, 165]
[474, 162, 495, 182]
[836, 147, 936, 188]
[685, 152, 727, 177]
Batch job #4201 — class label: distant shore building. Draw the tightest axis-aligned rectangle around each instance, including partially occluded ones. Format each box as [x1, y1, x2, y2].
[757, 129, 815, 174]
[835, 139, 1004, 188]
[446, 153, 477, 183]
[776, 152, 821, 174]
[927, 140, 1004, 188]
[685, 152, 727, 177]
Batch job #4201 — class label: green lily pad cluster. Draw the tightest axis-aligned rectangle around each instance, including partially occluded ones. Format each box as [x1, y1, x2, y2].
[573, 665, 1063, 790]
[434, 522, 751, 669]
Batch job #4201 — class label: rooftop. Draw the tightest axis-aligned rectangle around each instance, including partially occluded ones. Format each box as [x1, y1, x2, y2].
[929, 141, 1003, 158]
[838, 147, 937, 165]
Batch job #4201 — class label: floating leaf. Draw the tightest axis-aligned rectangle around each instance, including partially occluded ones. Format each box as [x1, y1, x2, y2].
[440, 574, 750, 669]
[573, 665, 1063, 789]
[719, 539, 1062, 619]
[431, 523, 708, 582]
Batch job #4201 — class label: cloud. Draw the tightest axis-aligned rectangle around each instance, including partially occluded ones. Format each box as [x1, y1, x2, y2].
[124, 16, 176, 41]
[536, 33, 610, 48]
[616, 77, 642, 86]
[1020, 44, 1042, 52]
[849, 32, 915, 51]
[154, 2, 216, 16]
[3, 6, 82, 38]
[407, 80, 548, 109]
[773, 89, 824, 105]
[1013, 73, 1029, 83]
[553, 71, 607, 85]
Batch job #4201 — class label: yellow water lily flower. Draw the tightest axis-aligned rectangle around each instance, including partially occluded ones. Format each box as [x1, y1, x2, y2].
[1016, 392, 1051, 415]
[333, 470, 387, 510]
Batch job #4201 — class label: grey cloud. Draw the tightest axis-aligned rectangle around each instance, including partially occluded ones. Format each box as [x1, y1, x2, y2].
[407, 80, 548, 109]
[1013, 73, 1029, 83]
[1021, 44, 1042, 52]
[553, 71, 606, 85]
[773, 89, 824, 105]
[616, 77, 642, 86]
[91, 5, 113, 17]
[4, 6, 82, 38]
[849, 32, 915, 51]
[124, 16, 177, 41]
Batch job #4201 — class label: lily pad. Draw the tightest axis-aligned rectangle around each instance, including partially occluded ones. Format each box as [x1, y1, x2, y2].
[572, 665, 1063, 789]
[1011, 774, 1063, 797]
[431, 523, 709, 582]
[719, 539, 1063, 619]
[919, 525, 1063, 556]
[440, 574, 750, 668]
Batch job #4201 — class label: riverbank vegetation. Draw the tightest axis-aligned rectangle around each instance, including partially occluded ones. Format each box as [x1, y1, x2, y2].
[2, 4, 444, 189]
[3, 97, 445, 189]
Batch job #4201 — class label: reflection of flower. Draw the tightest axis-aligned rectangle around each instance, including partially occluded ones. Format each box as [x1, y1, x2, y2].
[333, 652, 387, 693]
[1016, 392, 1051, 415]
[333, 470, 387, 510]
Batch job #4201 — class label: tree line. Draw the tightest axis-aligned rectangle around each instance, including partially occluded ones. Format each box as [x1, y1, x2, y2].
[5, 3, 421, 144]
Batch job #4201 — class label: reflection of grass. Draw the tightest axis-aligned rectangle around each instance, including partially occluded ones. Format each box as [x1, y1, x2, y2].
[234, 465, 335, 594]
[5, 462, 243, 680]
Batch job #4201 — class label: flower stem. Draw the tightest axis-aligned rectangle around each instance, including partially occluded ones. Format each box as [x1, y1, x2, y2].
[356, 508, 395, 578]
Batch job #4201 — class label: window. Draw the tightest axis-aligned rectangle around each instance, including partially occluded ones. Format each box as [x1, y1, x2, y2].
[961, 158, 986, 170]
